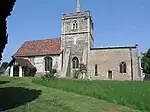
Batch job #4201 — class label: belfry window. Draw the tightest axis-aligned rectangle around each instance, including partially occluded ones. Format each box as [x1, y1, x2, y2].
[119, 62, 127, 73]
[72, 20, 78, 30]
[72, 57, 79, 69]
[45, 57, 53, 71]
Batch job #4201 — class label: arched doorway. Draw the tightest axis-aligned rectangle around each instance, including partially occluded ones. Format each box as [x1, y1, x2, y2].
[13, 65, 19, 77]
[108, 70, 113, 80]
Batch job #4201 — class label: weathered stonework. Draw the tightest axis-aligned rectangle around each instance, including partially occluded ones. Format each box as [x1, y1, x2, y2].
[89, 46, 142, 80]
[9, 0, 143, 81]
[17, 55, 61, 76]
[60, 7, 142, 80]
[61, 11, 94, 77]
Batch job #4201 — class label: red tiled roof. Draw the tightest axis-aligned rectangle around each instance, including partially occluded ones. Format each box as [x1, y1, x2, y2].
[13, 38, 61, 57]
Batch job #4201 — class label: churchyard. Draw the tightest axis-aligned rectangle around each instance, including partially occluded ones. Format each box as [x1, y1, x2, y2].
[0, 76, 149, 112]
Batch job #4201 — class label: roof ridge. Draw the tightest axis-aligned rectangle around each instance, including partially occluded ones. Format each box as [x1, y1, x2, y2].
[25, 37, 61, 43]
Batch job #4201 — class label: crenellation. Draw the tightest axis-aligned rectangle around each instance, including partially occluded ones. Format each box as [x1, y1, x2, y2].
[62, 11, 91, 20]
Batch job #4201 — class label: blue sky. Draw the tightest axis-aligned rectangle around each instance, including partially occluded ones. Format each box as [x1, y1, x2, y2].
[3, 0, 150, 62]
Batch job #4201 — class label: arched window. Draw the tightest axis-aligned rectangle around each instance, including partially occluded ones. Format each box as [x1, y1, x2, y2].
[120, 62, 127, 73]
[45, 57, 53, 71]
[72, 57, 79, 69]
[95, 64, 98, 76]
[72, 20, 78, 30]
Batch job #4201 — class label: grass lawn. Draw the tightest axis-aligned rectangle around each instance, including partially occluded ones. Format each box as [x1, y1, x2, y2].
[33, 78, 150, 112]
[0, 76, 138, 112]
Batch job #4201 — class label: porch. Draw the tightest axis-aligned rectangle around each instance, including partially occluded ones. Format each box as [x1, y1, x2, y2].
[8, 58, 35, 77]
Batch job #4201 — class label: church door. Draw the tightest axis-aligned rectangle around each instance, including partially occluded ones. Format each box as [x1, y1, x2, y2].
[108, 70, 113, 80]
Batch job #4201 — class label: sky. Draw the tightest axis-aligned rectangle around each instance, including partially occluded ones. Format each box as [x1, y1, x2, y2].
[3, 0, 150, 62]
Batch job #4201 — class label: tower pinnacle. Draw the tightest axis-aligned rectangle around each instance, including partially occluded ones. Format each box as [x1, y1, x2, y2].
[76, 0, 81, 13]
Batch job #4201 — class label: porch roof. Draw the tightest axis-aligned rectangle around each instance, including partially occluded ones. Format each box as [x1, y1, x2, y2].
[8, 58, 33, 67]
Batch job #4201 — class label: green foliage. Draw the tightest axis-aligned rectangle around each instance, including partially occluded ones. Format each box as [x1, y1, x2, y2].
[0, 62, 8, 75]
[78, 63, 87, 73]
[0, 0, 16, 60]
[73, 64, 87, 79]
[78, 63, 87, 78]
[0, 67, 5, 75]
[0, 62, 8, 69]
[23, 66, 37, 77]
[33, 78, 150, 111]
[73, 70, 80, 79]
[141, 49, 150, 80]
[49, 69, 57, 75]
[41, 69, 57, 81]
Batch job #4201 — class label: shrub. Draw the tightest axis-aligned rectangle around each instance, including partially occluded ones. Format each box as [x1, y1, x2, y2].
[79, 64, 87, 74]
[144, 74, 150, 81]
[41, 69, 57, 81]
[73, 64, 87, 79]
[73, 70, 80, 79]
[0, 67, 5, 75]
[0, 62, 8, 69]
[23, 66, 37, 77]
[78, 63, 87, 79]
[49, 69, 57, 75]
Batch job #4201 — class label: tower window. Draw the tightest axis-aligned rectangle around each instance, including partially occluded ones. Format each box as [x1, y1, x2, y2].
[72, 57, 79, 69]
[45, 57, 53, 71]
[72, 20, 78, 30]
[119, 62, 127, 73]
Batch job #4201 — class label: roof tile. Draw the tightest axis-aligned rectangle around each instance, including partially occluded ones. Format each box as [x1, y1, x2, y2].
[13, 38, 61, 57]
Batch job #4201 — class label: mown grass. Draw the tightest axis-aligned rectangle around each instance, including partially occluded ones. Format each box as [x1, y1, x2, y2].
[0, 76, 136, 112]
[33, 78, 150, 111]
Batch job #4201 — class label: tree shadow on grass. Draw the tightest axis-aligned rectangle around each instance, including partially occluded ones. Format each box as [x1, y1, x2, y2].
[0, 81, 9, 85]
[0, 87, 41, 111]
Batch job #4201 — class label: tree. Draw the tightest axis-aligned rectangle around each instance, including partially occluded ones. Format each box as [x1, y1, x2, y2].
[0, 0, 16, 60]
[141, 49, 150, 74]
[0, 62, 9, 69]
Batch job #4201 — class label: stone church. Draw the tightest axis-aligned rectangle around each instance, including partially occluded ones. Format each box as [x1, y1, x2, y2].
[8, 0, 143, 80]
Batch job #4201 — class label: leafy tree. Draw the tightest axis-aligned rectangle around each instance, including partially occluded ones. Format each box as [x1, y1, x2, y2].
[141, 49, 150, 74]
[0, 0, 16, 60]
[1, 62, 8, 69]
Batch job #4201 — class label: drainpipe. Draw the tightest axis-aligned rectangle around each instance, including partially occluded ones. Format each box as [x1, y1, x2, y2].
[130, 47, 134, 81]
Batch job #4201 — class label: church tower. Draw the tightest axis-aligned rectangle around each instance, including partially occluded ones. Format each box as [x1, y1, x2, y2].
[61, 0, 94, 77]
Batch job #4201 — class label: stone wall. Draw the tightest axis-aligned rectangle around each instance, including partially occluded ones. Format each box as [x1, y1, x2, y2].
[20, 55, 61, 76]
[61, 11, 94, 77]
[89, 46, 141, 80]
